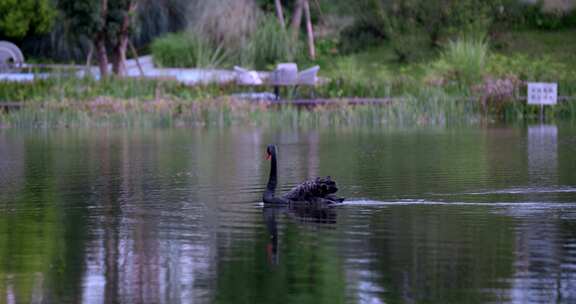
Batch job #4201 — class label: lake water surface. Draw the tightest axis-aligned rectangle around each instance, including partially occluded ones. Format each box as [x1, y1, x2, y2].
[1, 124, 576, 303]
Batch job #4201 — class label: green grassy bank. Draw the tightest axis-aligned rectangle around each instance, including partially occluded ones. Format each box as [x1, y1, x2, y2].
[0, 75, 574, 129]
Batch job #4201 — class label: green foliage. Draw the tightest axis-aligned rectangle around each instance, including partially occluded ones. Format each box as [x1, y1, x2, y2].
[56, 0, 139, 65]
[338, 20, 386, 54]
[486, 53, 568, 81]
[385, 0, 495, 60]
[56, 0, 100, 38]
[314, 37, 339, 58]
[19, 0, 189, 62]
[151, 32, 228, 68]
[496, 1, 576, 30]
[0, 0, 55, 38]
[340, 0, 502, 62]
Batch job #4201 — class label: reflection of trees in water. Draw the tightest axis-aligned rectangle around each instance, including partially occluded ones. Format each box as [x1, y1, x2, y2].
[80, 130, 217, 303]
[499, 207, 576, 303]
[0, 129, 231, 303]
[346, 207, 517, 303]
[345, 203, 576, 303]
[0, 134, 90, 303]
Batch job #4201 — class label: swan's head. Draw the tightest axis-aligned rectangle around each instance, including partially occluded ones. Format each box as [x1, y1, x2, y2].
[266, 144, 277, 160]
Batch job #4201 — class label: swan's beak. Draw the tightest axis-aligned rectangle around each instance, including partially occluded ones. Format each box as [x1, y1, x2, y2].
[266, 153, 271, 160]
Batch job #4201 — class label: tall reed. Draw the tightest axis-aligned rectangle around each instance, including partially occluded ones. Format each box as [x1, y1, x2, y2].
[151, 32, 228, 68]
[428, 38, 489, 89]
[247, 15, 300, 69]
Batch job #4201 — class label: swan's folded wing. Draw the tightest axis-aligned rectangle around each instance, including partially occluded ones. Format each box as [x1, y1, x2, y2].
[282, 176, 339, 201]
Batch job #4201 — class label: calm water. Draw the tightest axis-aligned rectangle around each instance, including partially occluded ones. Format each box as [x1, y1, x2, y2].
[1, 125, 576, 304]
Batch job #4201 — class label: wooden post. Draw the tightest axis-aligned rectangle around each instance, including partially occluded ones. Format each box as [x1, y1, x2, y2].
[274, 0, 286, 28]
[291, 0, 305, 41]
[304, 0, 316, 60]
[113, 0, 138, 76]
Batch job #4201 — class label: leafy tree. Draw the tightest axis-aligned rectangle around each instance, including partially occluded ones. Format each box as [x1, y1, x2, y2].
[20, 0, 189, 65]
[58, 0, 138, 77]
[0, 0, 55, 39]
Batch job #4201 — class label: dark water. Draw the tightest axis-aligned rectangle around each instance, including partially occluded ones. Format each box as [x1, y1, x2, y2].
[1, 125, 576, 304]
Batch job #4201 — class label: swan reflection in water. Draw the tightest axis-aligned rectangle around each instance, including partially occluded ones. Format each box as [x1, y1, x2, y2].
[263, 204, 337, 265]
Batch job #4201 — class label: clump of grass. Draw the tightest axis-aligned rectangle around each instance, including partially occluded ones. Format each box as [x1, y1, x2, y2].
[426, 39, 489, 89]
[151, 32, 228, 68]
[247, 15, 300, 69]
[191, 0, 259, 53]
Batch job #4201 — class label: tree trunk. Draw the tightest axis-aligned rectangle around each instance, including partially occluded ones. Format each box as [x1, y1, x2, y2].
[96, 0, 109, 78]
[113, 1, 138, 76]
[129, 41, 144, 77]
[290, 0, 305, 41]
[274, 0, 285, 27]
[303, 0, 315, 60]
[95, 34, 109, 78]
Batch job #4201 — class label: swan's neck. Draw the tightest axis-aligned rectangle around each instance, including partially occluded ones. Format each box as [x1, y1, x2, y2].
[266, 153, 278, 195]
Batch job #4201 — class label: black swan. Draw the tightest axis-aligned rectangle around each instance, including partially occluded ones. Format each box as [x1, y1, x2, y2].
[263, 144, 344, 205]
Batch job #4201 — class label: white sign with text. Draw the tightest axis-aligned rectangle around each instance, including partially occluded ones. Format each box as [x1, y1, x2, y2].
[528, 82, 557, 105]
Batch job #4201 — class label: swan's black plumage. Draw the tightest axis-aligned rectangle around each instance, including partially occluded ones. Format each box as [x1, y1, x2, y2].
[263, 144, 344, 205]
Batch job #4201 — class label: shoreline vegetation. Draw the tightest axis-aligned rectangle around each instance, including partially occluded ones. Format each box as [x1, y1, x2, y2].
[1, 74, 575, 129]
[2, 1, 576, 128]
[3, 33, 576, 128]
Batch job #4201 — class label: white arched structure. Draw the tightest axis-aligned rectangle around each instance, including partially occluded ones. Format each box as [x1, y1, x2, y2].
[0, 41, 25, 71]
